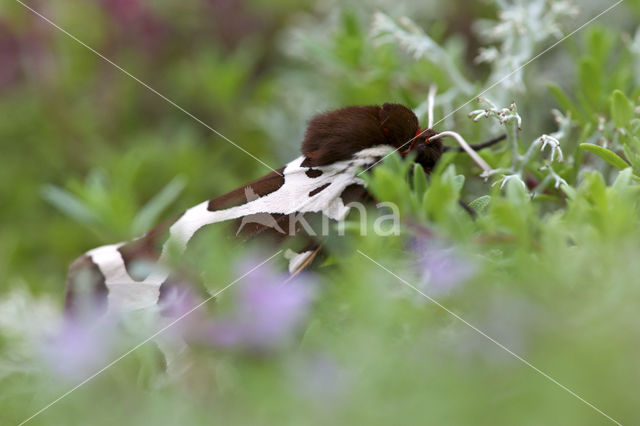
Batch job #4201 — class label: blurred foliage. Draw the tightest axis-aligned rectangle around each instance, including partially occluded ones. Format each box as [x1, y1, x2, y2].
[2, 0, 640, 425]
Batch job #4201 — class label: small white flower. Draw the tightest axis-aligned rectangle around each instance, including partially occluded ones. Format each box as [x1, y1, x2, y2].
[469, 99, 522, 129]
[539, 165, 569, 189]
[538, 135, 564, 163]
[475, 47, 500, 64]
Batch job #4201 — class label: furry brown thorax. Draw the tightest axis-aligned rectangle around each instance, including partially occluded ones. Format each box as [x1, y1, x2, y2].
[300, 103, 442, 170]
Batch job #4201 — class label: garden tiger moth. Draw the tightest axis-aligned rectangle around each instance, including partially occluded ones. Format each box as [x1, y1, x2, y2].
[65, 102, 502, 316]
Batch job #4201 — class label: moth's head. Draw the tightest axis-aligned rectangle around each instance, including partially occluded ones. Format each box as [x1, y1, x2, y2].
[407, 129, 444, 173]
[379, 104, 444, 172]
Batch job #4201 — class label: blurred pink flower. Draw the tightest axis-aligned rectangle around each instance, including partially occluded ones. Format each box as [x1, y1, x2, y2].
[166, 257, 318, 353]
[410, 237, 477, 296]
[41, 316, 115, 380]
[159, 282, 203, 319]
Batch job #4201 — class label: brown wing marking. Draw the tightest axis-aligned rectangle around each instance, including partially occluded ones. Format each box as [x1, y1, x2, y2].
[117, 214, 181, 281]
[65, 255, 108, 317]
[340, 183, 370, 205]
[207, 167, 285, 211]
[305, 169, 323, 178]
[309, 183, 330, 197]
[117, 167, 286, 282]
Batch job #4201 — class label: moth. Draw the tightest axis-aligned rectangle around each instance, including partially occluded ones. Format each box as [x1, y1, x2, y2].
[66, 102, 502, 317]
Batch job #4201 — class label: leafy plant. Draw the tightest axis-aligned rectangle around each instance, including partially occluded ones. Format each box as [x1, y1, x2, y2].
[4, 1, 640, 425]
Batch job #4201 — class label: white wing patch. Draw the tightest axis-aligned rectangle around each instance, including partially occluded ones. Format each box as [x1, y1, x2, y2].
[235, 187, 286, 235]
[86, 145, 393, 312]
[284, 249, 314, 274]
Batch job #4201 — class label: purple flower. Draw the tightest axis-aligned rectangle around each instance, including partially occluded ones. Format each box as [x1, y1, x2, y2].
[200, 257, 316, 352]
[157, 281, 207, 338]
[410, 237, 477, 296]
[158, 281, 205, 319]
[41, 317, 115, 380]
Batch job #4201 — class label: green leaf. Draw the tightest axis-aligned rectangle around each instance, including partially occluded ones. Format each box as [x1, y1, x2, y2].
[452, 174, 465, 193]
[504, 178, 529, 205]
[41, 185, 98, 225]
[385, 150, 404, 173]
[622, 138, 640, 172]
[629, 118, 640, 136]
[612, 167, 633, 190]
[531, 194, 560, 204]
[432, 150, 456, 175]
[131, 176, 186, 234]
[560, 184, 577, 200]
[412, 163, 428, 195]
[610, 90, 634, 129]
[586, 27, 615, 66]
[468, 195, 491, 214]
[580, 143, 630, 170]
[548, 83, 583, 123]
[578, 57, 602, 109]
[422, 165, 459, 221]
[369, 167, 404, 209]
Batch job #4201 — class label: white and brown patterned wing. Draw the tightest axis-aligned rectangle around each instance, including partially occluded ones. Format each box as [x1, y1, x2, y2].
[65, 145, 392, 316]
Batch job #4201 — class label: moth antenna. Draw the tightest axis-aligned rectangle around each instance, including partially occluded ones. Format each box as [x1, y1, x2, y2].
[427, 85, 437, 129]
[430, 131, 492, 173]
[443, 134, 506, 152]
